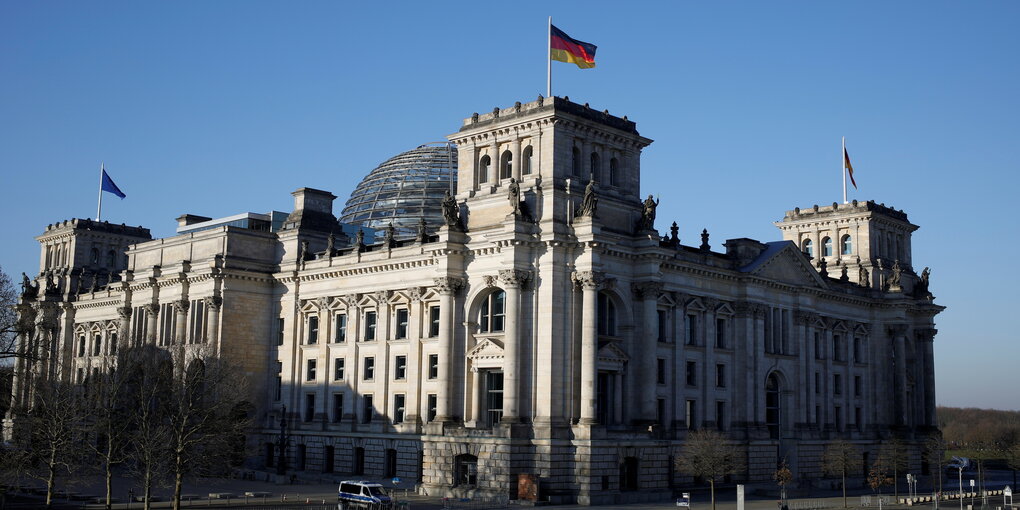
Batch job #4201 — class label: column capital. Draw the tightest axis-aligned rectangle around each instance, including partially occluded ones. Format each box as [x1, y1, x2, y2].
[204, 295, 223, 311]
[374, 290, 392, 304]
[433, 276, 465, 295]
[117, 306, 132, 319]
[571, 270, 606, 290]
[408, 286, 427, 302]
[173, 299, 190, 314]
[498, 269, 532, 288]
[915, 328, 937, 342]
[142, 303, 158, 316]
[631, 281, 663, 299]
[793, 310, 815, 325]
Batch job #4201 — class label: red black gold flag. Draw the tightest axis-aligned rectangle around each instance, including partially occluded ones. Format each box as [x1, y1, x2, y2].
[843, 146, 857, 189]
[550, 24, 597, 69]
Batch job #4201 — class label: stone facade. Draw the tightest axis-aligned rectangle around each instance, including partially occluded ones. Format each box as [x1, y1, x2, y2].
[5, 96, 943, 506]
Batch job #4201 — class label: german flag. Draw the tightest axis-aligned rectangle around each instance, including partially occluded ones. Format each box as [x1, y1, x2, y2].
[844, 146, 857, 189]
[551, 24, 596, 69]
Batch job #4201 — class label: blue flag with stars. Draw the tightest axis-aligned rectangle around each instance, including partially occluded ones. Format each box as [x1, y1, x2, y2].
[101, 169, 126, 199]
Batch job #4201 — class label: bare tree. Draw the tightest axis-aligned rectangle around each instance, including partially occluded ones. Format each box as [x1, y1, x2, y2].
[774, 458, 793, 506]
[0, 265, 29, 360]
[821, 440, 862, 509]
[924, 433, 947, 494]
[879, 438, 910, 500]
[121, 345, 174, 510]
[1005, 441, 1020, 489]
[676, 429, 745, 510]
[82, 354, 135, 510]
[867, 456, 894, 494]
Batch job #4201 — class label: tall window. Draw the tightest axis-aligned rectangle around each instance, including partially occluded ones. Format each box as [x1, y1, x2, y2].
[656, 358, 666, 385]
[853, 337, 862, 362]
[334, 313, 347, 343]
[478, 155, 490, 184]
[597, 292, 617, 336]
[834, 374, 842, 395]
[307, 316, 319, 345]
[363, 357, 375, 380]
[304, 394, 315, 422]
[803, 238, 814, 258]
[715, 364, 726, 388]
[334, 358, 345, 380]
[685, 399, 697, 430]
[362, 395, 374, 424]
[395, 309, 408, 339]
[332, 393, 344, 423]
[394, 355, 407, 380]
[590, 152, 600, 177]
[499, 150, 512, 179]
[854, 375, 862, 397]
[716, 318, 727, 349]
[841, 234, 853, 255]
[78, 335, 86, 356]
[609, 157, 619, 186]
[93, 334, 102, 356]
[657, 310, 669, 342]
[485, 371, 504, 426]
[306, 359, 317, 381]
[110, 333, 117, 354]
[522, 146, 533, 175]
[393, 394, 406, 423]
[364, 311, 377, 341]
[571, 147, 581, 176]
[766, 373, 781, 439]
[686, 361, 697, 386]
[833, 334, 843, 361]
[822, 237, 833, 257]
[428, 354, 439, 379]
[428, 305, 441, 337]
[716, 401, 727, 431]
[479, 290, 506, 333]
[427, 394, 438, 421]
[277, 318, 285, 346]
[685, 314, 698, 345]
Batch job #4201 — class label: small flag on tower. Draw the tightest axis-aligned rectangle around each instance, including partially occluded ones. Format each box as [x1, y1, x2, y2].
[843, 146, 857, 189]
[101, 166, 126, 198]
[550, 24, 597, 69]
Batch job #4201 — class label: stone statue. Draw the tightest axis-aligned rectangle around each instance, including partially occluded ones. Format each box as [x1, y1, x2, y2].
[441, 190, 460, 228]
[298, 240, 308, 261]
[700, 229, 710, 251]
[818, 258, 828, 278]
[637, 194, 659, 230]
[415, 217, 427, 243]
[354, 229, 365, 250]
[888, 260, 902, 288]
[508, 178, 521, 216]
[383, 223, 395, 247]
[840, 266, 849, 282]
[20, 272, 31, 294]
[858, 265, 870, 288]
[575, 179, 598, 218]
[915, 266, 931, 299]
[326, 232, 335, 257]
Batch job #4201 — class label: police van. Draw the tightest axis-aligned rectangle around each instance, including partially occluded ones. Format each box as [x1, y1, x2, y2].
[337, 481, 393, 509]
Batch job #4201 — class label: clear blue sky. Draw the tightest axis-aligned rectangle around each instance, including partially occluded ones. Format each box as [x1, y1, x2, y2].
[1, 2, 1017, 410]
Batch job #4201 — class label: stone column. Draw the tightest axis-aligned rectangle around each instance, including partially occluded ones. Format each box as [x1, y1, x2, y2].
[572, 270, 604, 425]
[433, 277, 463, 422]
[918, 328, 937, 427]
[632, 281, 662, 423]
[490, 144, 499, 184]
[405, 288, 425, 426]
[511, 139, 522, 181]
[499, 269, 530, 423]
[173, 299, 189, 345]
[117, 306, 132, 351]
[889, 325, 909, 426]
[470, 367, 484, 424]
[613, 372, 624, 424]
[143, 304, 158, 345]
[205, 296, 222, 345]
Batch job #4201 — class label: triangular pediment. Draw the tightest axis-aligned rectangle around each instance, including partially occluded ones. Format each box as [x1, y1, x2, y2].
[746, 242, 828, 288]
[597, 342, 629, 364]
[467, 337, 504, 361]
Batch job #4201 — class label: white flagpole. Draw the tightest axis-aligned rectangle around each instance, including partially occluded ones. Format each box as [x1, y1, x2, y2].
[842, 137, 848, 204]
[547, 16, 552, 98]
[97, 162, 104, 221]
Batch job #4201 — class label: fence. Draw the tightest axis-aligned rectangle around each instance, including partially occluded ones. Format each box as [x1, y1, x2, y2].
[441, 495, 511, 510]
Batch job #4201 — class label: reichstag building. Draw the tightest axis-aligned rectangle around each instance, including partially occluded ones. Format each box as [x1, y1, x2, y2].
[6, 96, 943, 505]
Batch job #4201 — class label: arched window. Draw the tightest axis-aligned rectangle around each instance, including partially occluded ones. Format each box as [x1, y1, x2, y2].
[90, 248, 100, 265]
[597, 292, 617, 336]
[841, 235, 853, 255]
[107, 250, 117, 268]
[609, 157, 619, 186]
[822, 237, 833, 257]
[479, 290, 506, 333]
[572, 147, 581, 176]
[499, 150, 512, 179]
[521, 146, 533, 175]
[478, 155, 491, 184]
[590, 152, 600, 178]
[765, 373, 781, 439]
[802, 239, 814, 258]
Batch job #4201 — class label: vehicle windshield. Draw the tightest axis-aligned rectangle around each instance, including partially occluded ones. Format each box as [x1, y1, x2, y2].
[368, 486, 387, 496]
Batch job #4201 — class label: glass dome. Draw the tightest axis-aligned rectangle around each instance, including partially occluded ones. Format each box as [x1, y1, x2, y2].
[339, 144, 457, 235]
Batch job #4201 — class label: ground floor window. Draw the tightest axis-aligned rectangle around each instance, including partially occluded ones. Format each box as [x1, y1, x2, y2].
[385, 448, 398, 478]
[265, 442, 275, 468]
[455, 454, 478, 487]
[324, 445, 334, 473]
[354, 447, 365, 475]
[620, 456, 639, 491]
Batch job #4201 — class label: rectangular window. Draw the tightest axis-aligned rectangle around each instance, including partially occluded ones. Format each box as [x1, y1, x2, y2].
[834, 374, 842, 395]
[716, 364, 726, 388]
[835, 406, 843, 431]
[395, 355, 407, 380]
[428, 305, 441, 337]
[657, 310, 669, 342]
[428, 354, 439, 379]
[854, 375, 862, 397]
[685, 314, 698, 345]
[364, 311, 377, 341]
[306, 359, 317, 381]
[364, 356, 375, 380]
[657, 398, 666, 424]
[814, 332, 822, 359]
[277, 318, 285, 346]
[304, 394, 315, 422]
[855, 406, 862, 429]
[853, 337, 861, 362]
[332, 393, 344, 423]
[334, 314, 347, 343]
[427, 394, 437, 421]
[78, 335, 85, 357]
[275, 361, 282, 401]
[362, 394, 374, 424]
[833, 334, 842, 361]
[395, 309, 408, 339]
[716, 401, 726, 431]
[815, 405, 822, 424]
[393, 394, 406, 423]
[93, 334, 102, 356]
[814, 372, 820, 393]
[110, 333, 118, 354]
[685, 399, 697, 430]
[686, 361, 697, 386]
[715, 318, 726, 349]
[656, 358, 666, 385]
[307, 316, 319, 345]
[334, 358, 345, 381]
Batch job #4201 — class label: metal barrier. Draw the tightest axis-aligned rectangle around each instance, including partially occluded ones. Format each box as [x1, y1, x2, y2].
[441, 495, 511, 510]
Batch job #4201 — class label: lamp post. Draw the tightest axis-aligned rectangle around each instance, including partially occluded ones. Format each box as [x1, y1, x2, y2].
[277, 405, 289, 476]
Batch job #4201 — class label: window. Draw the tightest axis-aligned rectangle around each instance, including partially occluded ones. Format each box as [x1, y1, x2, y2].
[657, 310, 669, 342]
[332, 393, 344, 423]
[334, 314, 347, 343]
[657, 398, 666, 424]
[304, 394, 315, 422]
[277, 318, 285, 346]
[479, 290, 506, 333]
[834, 374, 842, 395]
[334, 358, 345, 381]
[324, 445, 335, 473]
[485, 371, 504, 426]
[853, 337, 861, 362]
[363, 357, 375, 380]
[77, 368, 84, 383]
[395, 355, 407, 380]
[590, 152, 600, 176]
[854, 375, 862, 397]
[395, 309, 408, 339]
[93, 334, 102, 356]
[110, 333, 117, 354]
[306, 359, 317, 381]
[307, 316, 319, 344]
[814, 372, 820, 393]
[686, 361, 697, 386]
[428, 305, 441, 337]
[362, 395, 374, 424]
[841, 234, 853, 255]
[455, 454, 478, 487]
[78, 335, 85, 356]
[656, 358, 666, 385]
[814, 332, 822, 359]
[609, 157, 619, 186]
[716, 401, 726, 431]
[275, 361, 282, 401]
[522, 146, 533, 175]
[393, 394, 406, 423]
[90, 247, 99, 264]
[385, 449, 398, 478]
[597, 292, 617, 336]
[834, 406, 843, 431]
[428, 354, 439, 379]
[572, 147, 581, 176]
[766, 373, 781, 439]
[815, 405, 822, 424]
[685, 399, 697, 430]
[822, 237, 833, 257]
[427, 394, 437, 421]
[353, 448, 365, 474]
[478, 155, 490, 184]
[685, 314, 698, 345]
[715, 319, 726, 348]
[499, 150, 512, 179]
[364, 311, 376, 341]
[803, 238, 814, 258]
[855, 406, 862, 429]
[716, 364, 726, 388]
[833, 334, 843, 361]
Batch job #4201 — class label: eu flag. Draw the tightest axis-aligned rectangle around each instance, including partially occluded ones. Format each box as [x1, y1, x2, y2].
[101, 169, 126, 199]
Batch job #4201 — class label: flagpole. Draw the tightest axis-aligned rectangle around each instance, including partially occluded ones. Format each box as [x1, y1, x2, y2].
[547, 16, 552, 98]
[97, 162, 104, 222]
[842, 137, 848, 204]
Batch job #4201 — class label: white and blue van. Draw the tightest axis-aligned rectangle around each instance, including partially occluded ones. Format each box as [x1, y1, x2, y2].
[337, 481, 392, 509]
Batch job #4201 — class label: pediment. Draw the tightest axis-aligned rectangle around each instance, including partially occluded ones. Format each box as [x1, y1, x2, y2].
[716, 302, 735, 316]
[746, 243, 828, 288]
[597, 342, 629, 364]
[468, 337, 504, 361]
